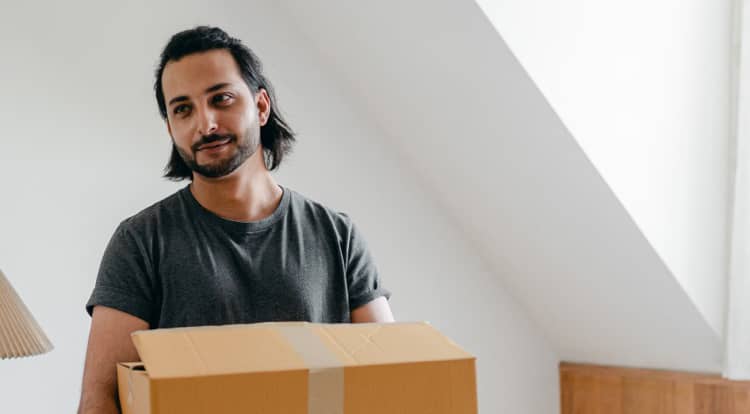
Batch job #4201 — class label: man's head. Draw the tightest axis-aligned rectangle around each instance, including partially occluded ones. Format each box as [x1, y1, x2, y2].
[155, 26, 295, 180]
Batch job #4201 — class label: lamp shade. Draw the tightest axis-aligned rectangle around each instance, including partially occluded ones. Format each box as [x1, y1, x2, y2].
[0, 269, 53, 359]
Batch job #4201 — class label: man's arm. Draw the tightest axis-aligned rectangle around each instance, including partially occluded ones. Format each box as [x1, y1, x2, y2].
[351, 296, 394, 323]
[78, 306, 149, 414]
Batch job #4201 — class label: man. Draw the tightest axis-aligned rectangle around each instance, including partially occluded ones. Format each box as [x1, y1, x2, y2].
[77, 26, 393, 414]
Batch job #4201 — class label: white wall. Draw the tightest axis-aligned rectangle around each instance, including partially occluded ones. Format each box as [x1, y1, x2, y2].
[0, 1, 559, 413]
[475, 0, 733, 337]
[277, 0, 724, 375]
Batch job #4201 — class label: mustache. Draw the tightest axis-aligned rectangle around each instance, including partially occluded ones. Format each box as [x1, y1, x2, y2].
[191, 134, 236, 152]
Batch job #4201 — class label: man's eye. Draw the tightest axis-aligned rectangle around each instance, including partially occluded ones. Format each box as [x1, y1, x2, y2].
[213, 94, 233, 104]
[174, 104, 190, 115]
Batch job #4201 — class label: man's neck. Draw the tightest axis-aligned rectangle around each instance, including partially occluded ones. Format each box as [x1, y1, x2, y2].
[189, 153, 283, 223]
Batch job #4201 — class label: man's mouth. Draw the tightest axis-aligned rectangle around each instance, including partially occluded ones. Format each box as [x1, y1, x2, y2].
[198, 138, 232, 151]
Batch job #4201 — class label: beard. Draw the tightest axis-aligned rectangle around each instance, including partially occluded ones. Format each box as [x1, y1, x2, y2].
[175, 128, 259, 179]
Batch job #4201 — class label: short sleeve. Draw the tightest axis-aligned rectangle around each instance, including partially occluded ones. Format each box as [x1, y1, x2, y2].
[342, 215, 391, 311]
[85, 221, 156, 326]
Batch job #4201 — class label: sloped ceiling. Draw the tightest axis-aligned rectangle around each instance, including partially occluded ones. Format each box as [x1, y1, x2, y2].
[277, 0, 723, 372]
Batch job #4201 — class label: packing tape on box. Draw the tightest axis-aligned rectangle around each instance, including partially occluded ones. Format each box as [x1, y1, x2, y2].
[277, 326, 344, 414]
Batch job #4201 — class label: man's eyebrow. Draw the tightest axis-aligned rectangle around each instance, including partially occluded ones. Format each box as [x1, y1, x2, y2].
[167, 83, 232, 107]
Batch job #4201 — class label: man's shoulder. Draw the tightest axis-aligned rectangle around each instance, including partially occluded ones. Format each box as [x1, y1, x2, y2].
[118, 186, 189, 233]
[286, 187, 355, 230]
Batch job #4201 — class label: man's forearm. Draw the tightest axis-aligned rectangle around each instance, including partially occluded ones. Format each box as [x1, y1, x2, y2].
[79, 306, 146, 414]
[78, 390, 119, 414]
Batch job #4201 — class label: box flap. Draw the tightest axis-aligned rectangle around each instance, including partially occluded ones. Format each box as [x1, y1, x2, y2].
[131, 323, 309, 379]
[313, 322, 473, 365]
[131, 321, 473, 380]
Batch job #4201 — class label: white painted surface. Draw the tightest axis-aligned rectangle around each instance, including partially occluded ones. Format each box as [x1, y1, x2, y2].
[475, 0, 733, 337]
[725, 0, 750, 380]
[278, 0, 723, 374]
[0, 1, 558, 412]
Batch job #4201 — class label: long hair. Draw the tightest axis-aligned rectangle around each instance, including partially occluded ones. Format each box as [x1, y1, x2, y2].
[154, 26, 295, 180]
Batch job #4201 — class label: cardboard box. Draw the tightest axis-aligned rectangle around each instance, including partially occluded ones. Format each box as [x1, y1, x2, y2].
[117, 321, 476, 414]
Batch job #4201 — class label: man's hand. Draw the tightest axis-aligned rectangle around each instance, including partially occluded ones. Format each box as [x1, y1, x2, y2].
[351, 296, 394, 323]
[78, 306, 148, 414]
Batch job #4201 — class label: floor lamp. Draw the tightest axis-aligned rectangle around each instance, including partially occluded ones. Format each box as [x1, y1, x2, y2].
[0, 269, 53, 359]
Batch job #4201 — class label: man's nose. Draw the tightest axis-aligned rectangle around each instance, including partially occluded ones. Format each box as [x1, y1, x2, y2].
[197, 107, 218, 136]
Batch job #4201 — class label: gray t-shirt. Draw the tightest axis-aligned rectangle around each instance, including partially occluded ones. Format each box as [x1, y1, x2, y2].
[86, 185, 390, 328]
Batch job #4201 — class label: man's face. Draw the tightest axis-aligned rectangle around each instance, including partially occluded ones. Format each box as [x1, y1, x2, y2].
[162, 49, 269, 179]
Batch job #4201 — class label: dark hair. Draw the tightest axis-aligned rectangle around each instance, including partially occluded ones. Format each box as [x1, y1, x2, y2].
[155, 26, 295, 180]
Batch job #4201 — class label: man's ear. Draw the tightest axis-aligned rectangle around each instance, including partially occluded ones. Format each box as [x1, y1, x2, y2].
[256, 89, 271, 126]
